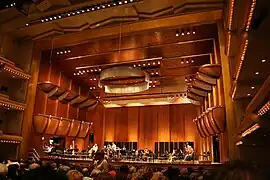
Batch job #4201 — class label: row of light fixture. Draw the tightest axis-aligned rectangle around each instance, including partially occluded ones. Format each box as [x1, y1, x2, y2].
[245, 0, 257, 32]
[149, 80, 158, 88]
[89, 77, 98, 81]
[246, 59, 266, 97]
[257, 100, 270, 116]
[185, 76, 195, 83]
[0, 102, 25, 111]
[26, 0, 141, 26]
[241, 123, 260, 137]
[103, 100, 111, 104]
[56, 49, 71, 55]
[150, 71, 159, 76]
[176, 29, 196, 36]
[5, 2, 16, 8]
[89, 86, 97, 90]
[235, 40, 249, 80]
[46, 115, 93, 124]
[181, 58, 195, 64]
[133, 61, 161, 68]
[1, 63, 30, 80]
[0, 140, 20, 144]
[168, 93, 187, 99]
[74, 68, 102, 76]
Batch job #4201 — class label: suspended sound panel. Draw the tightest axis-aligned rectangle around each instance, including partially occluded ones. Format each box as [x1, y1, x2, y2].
[194, 106, 225, 138]
[199, 64, 221, 78]
[56, 120, 71, 136]
[189, 87, 208, 97]
[196, 72, 217, 85]
[38, 81, 98, 109]
[187, 92, 204, 102]
[33, 114, 91, 138]
[192, 79, 212, 91]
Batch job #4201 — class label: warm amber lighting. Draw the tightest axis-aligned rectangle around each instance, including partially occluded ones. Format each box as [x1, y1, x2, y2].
[235, 40, 249, 80]
[246, 0, 257, 32]
[258, 100, 270, 116]
[228, 0, 235, 30]
[241, 123, 260, 137]
[236, 141, 243, 146]
[0, 140, 20, 144]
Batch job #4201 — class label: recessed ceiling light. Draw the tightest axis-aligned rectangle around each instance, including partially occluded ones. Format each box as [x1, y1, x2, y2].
[255, 72, 259, 75]
[262, 59, 266, 63]
[247, 93, 251, 96]
[251, 86, 255, 89]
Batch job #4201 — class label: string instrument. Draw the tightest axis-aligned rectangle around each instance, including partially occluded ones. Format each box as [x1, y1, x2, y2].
[185, 146, 194, 155]
[168, 149, 176, 161]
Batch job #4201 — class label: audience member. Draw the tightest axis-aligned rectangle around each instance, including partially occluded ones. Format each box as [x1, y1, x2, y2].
[67, 170, 83, 180]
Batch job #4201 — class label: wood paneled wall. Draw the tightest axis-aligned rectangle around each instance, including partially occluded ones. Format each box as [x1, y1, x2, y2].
[31, 59, 90, 151]
[103, 104, 197, 151]
[32, 58, 199, 152]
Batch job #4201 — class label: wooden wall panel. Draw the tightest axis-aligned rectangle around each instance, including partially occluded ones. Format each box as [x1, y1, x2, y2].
[104, 108, 116, 142]
[102, 104, 197, 151]
[57, 103, 68, 118]
[46, 98, 57, 116]
[127, 107, 138, 142]
[157, 106, 170, 142]
[170, 105, 185, 142]
[50, 64, 60, 85]
[33, 90, 47, 115]
[138, 106, 158, 150]
[68, 106, 78, 119]
[184, 104, 197, 142]
[89, 104, 104, 146]
[38, 58, 50, 82]
[78, 108, 87, 121]
[115, 108, 128, 142]
[60, 74, 70, 90]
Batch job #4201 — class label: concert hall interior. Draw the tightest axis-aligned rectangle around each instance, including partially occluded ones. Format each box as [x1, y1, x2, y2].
[0, 0, 270, 173]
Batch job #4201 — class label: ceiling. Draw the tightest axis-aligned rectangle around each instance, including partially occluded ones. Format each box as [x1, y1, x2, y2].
[46, 23, 218, 107]
[0, 0, 224, 40]
[232, 0, 270, 101]
[0, 0, 224, 107]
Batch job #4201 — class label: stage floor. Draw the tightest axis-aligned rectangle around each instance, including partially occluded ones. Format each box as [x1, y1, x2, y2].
[112, 159, 220, 168]
[42, 156, 221, 169]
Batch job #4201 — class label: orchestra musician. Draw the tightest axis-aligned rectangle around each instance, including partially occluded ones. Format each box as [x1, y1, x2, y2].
[88, 144, 99, 157]
[184, 143, 194, 161]
[111, 142, 117, 152]
[168, 149, 177, 162]
[142, 148, 149, 161]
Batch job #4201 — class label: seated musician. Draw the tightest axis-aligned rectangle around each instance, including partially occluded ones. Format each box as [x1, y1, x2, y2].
[169, 149, 177, 162]
[74, 145, 79, 152]
[184, 144, 194, 161]
[111, 142, 117, 152]
[88, 144, 99, 157]
[144, 148, 149, 155]
[93, 144, 99, 153]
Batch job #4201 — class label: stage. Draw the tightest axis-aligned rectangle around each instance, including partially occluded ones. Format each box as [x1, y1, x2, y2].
[41, 156, 221, 169]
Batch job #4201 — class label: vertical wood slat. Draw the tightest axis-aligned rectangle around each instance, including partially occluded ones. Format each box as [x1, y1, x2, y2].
[102, 104, 197, 151]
